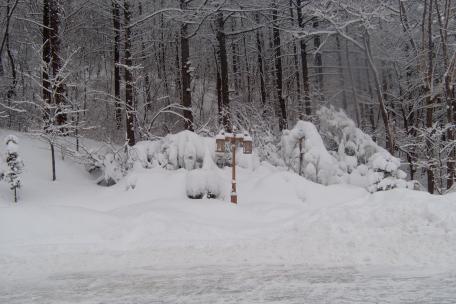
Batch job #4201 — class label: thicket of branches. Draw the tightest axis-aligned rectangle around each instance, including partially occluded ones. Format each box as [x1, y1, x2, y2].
[0, 0, 455, 193]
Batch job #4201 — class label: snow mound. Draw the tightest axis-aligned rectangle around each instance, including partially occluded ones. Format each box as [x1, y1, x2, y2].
[1, 129, 456, 284]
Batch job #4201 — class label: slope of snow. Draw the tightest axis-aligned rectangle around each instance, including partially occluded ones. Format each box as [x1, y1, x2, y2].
[1, 130, 456, 285]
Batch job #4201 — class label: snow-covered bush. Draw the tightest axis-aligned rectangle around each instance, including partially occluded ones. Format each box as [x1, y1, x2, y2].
[3, 135, 24, 202]
[280, 121, 340, 185]
[81, 145, 126, 187]
[185, 148, 223, 199]
[132, 130, 258, 171]
[280, 107, 413, 192]
[158, 130, 214, 170]
[317, 106, 413, 192]
[128, 140, 161, 169]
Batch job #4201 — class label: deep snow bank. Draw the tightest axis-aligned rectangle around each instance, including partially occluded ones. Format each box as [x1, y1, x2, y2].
[1, 130, 456, 282]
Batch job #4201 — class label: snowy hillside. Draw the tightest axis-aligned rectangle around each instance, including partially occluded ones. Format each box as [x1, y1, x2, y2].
[1, 130, 456, 301]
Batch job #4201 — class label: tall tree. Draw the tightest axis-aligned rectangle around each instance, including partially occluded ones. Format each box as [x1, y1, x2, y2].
[296, 0, 311, 117]
[124, 0, 135, 146]
[112, 0, 122, 129]
[180, 0, 194, 131]
[272, 2, 287, 130]
[49, 0, 66, 126]
[216, 11, 231, 132]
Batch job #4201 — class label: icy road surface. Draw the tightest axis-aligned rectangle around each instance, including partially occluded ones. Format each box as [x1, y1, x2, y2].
[2, 265, 456, 304]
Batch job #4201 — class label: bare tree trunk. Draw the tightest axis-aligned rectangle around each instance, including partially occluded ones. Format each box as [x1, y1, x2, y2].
[289, 0, 301, 121]
[313, 19, 324, 101]
[435, 0, 455, 189]
[345, 38, 361, 126]
[216, 12, 231, 132]
[138, 1, 152, 126]
[272, 3, 287, 131]
[296, 0, 311, 118]
[42, 0, 52, 122]
[124, 0, 135, 146]
[363, 31, 395, 154]
[424, 0, 435, 193]
[112, 0, 122, 129]
[255, 14, 266, 107]
[240, 19, 251, 104]
[230, 20, 239, 92]
[364, 58, 376, 135]
[180, 0, 194, 131]
[49, 0, 66, 126]
[5, 0, 17, 128]
[335, 34, 348, 110]
[50, 142, 56, 181]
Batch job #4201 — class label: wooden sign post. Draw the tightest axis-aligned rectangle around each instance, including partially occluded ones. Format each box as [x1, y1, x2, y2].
[215, 129, 253, 204]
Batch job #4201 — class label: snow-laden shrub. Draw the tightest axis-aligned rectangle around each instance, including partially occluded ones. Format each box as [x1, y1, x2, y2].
[280, 107, 413, 192]
[280, 121, 341, 185]
[129, 140, 161, 168]
[131, 130, 259, 171]
[81, 145, 126, 187]
[317, 106, 413, 192]
[2, 135, 24, 202]
[158, 130, 214, 170]
[186, 147, 223, 199]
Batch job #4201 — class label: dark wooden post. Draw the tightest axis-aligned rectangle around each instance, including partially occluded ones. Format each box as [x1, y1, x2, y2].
[231, 134, 237, 204]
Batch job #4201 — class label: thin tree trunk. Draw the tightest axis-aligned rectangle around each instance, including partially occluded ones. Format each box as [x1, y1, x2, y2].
[112, 0, 122, 129]
[296, 0, 311, 118]
[255, 14, 266, 106]
[5, 0, 17, 128]
[345, 38, 361, 126]
[272, 3, 287, 130]
[42, 0, 51, 122]
[290, 0, 302, 120]
[363, 31, 395, 154]
[180, 0, 194, 131]
[124, 0, 135, 146]
[435, 0, 455, 189]
[364, 58, 376, 135]
[231, 20, 239, 92]
[313, 19, 324, 100]
[335, 34, 348, 110]
[216, 12, 231, 132]
[50, 142, 56, 181]
[424, 0, 435, 193]
[49, 0, 66, 126]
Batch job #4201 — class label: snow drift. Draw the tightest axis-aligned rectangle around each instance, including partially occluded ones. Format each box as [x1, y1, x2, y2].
[1, 129, 456, 284]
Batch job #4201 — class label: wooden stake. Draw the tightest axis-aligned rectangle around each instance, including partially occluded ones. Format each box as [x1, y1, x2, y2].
[231, 136, 237, 204]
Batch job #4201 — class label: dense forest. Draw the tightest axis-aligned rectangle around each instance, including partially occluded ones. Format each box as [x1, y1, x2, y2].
[0, 0, 455, 194]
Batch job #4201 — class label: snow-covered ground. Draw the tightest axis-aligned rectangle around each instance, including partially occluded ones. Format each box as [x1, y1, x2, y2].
[1, 130, 456, 302]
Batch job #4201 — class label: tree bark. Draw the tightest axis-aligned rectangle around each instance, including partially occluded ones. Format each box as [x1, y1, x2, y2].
[296, 0, 311, 118]
[345, 38, 361, 126]
[255, 14, 266, 107]
[335, 34, 348, 110]
[289, 0, 302, 121]
[124, 0, 135, 146]
[180, 0, 194, 131]
[424, 0, 435, 193]
[363, 31, 395, 154]
[313, 19, 323, 100]
[216, 12, 231, 132]
[49, 0, 66, 126]
[42, 0, 51, 122]
[272, 3, 287, 131]
[112, 0, 122, 129]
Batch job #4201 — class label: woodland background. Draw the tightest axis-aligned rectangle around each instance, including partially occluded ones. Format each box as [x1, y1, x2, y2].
[0, 0, 455, 194]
